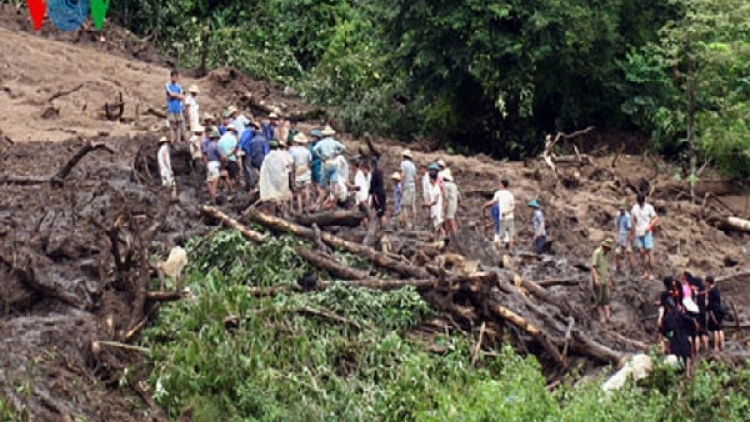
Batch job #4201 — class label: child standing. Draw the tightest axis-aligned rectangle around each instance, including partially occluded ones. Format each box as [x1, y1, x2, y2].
[391, 172, 402, 218]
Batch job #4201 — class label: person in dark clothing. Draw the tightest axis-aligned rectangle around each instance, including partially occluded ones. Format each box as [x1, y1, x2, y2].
[368, 157, 387, 228]
[688, 274, 709, 353]
[660, 297, 699, 377]
[244, 125, 269, 191]
[657, 276, 680, 353]
[705, 276, 725, 352]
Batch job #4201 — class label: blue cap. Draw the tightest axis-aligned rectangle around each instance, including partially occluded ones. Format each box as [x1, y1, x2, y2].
[428, 163, 440, 171]
[528, 199, 540, 208]
[310, 129, 322, 138]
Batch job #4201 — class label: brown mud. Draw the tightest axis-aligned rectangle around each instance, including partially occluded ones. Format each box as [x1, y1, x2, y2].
[1, 6, 750, 421]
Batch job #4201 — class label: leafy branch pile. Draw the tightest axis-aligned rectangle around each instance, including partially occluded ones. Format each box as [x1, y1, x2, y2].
[144, 230, 750, 422]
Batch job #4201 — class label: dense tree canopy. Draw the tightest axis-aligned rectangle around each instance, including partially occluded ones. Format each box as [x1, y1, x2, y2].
[109, 0, 750, 175]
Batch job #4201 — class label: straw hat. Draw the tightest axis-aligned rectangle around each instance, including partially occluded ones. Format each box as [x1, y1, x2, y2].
[158, 136, 169, 144]
[188, 85, 200, 94]
[401, 149, 413, 159]
[321, 125, 336, 136]
[269, 112, 279, 119]
[278, 140, 287, 148]
[192, 125, 205, 133]
[601, 238, 615, 249]
[227, 105, 238, 115]
[269, 140, 280, 149]
[202, 112, 215, 122]
[437, 159, 447, 168]
[226, 123, 237, 131]
[391, 172, 401, 181]
[441, 168, 454, 182]
[293, 133, 309, 144]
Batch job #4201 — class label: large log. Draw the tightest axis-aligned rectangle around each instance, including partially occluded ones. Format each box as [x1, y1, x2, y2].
[293, 210, 365, 228]
[712, 216, 750, 233]
[295, 246, 368, 281]
[200, 205, 267, 242]
[246, 210, 430, 278]
[488, 301, 564, 365]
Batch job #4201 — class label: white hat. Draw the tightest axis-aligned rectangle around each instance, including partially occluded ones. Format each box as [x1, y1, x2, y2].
[437, 159, 447, 168]
[321, 125, 336, 136]
[441, 168, 454, 182]
[269, 112, 279, 119]
[391, 172, 401, 181]
[227, 105, 238, 115]
[402, 149, 413, 159]
[226, 123, 237, 131]
[158, 136, 169, 144]
[188, 84, 200, 94]
[293, 132, 309, 144]
[192, 125, 205, 133]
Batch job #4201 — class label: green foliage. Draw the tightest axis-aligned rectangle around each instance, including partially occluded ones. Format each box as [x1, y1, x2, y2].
[144, 229, 750, 422]
[621, 0, 750, 176]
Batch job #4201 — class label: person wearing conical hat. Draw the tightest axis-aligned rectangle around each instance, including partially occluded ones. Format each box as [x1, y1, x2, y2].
[442, 169, 460, 236]
[391, 171, 402, 218]
[185, 84, 201, 133]
[259, 140, 293, 211]
[311, 125, 346, 211]
[289, 132, 313, 212]
[399, 149, 417, 228]
[188, 124, 206, 165]
[528, 199, 546, 255]
[592, 237, 615, 324]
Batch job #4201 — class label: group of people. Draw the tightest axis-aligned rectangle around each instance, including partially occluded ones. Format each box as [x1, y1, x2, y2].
[657, 273, 725, 376]
[158, 70, 462, 232]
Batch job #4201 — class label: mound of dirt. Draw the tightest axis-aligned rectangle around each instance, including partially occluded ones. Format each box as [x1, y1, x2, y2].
[0, 134, 209, 421]
[0, 3, 170, 66]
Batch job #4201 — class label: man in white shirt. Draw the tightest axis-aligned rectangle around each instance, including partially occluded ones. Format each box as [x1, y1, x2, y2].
[631, 193, 660, 280]
[353, 160, 371, 206]
[400, 149, 417, 228]
[185, 85, 201, 133]
[483, 179, 515, 250]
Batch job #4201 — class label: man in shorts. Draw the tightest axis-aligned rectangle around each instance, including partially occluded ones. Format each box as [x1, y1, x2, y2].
[165, 69, 185, 143]
[614, 201, 636, 274]
[203, 130, 222, 204]
[631, 193, 660, 280]
[591, 238, 614, 324]
[483, 179, 515, 250]
[399, 149, 417, 228]
[442, 169, 459, 235]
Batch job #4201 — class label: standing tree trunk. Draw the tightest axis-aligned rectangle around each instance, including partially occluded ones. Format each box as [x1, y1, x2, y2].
[198, 16, 211, 78]
[687, 57, 698, 201]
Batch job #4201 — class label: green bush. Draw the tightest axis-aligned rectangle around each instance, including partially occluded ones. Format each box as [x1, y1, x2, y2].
[144, 229, 750, 422]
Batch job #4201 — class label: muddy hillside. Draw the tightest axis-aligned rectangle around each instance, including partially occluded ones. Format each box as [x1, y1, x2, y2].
[1, 7, 750, 422]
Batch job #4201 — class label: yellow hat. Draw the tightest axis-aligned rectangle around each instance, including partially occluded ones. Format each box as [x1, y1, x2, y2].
[601, 238, 615, 248]
[321, 125, 336, 136]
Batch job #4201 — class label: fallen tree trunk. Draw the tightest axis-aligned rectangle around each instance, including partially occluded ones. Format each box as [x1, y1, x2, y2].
[712, 216, 750, 234]
[295, 246, 368, 281]
[488, 300, 564, 365]
[52, 141, 115, 185]
[293, 210, 365, 228]
[246, 210, 430, 278]
[200, 205, 267, 242]
[0, 141, 114, 186]
[571, 330, 627, 366]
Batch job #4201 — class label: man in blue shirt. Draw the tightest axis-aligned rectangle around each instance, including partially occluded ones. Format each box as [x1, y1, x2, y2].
[165, 70, 186, 143]
[614, 201, 635, 273]
[244, 124, 270, 191]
